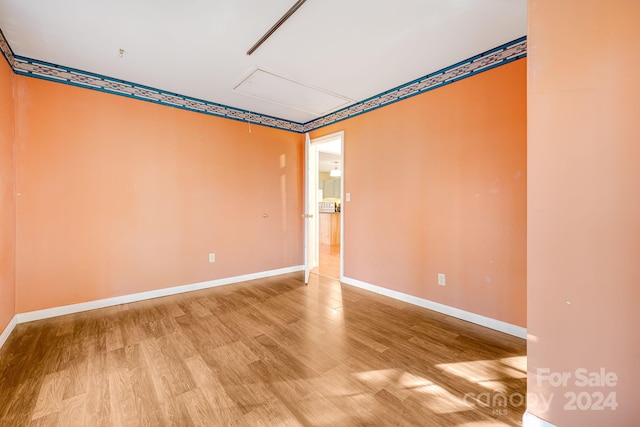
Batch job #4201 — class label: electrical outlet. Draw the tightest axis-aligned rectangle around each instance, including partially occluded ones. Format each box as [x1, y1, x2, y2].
[438, 273, 446, 286]
[209, 253, 216, 263]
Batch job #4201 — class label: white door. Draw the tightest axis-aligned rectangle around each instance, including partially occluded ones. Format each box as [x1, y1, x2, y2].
[303, 133, 319, 284]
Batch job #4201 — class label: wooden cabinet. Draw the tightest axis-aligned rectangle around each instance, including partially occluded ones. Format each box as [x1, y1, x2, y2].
[319, 213, 341, 245]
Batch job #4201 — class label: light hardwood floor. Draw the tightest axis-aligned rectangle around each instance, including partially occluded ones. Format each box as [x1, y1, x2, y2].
[311, 244, 340, 280]
[0, 273, 526, 426]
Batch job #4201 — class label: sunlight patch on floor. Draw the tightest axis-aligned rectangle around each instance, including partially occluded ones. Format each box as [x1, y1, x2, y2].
[412, 383, 475, 414]
[351, 368, 473, 415]
[397, 371, 434, 388]
[498, 355, 526, 373]
[436, 357, 527, 383]
[352, 368, 398, 386]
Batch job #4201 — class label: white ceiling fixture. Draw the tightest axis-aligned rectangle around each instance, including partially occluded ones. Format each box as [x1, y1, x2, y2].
[329, 162, 341, 177]
[0, 0, 527, 124]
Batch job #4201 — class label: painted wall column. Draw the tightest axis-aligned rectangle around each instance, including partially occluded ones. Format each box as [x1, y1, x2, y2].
[526, 0, 640, 425]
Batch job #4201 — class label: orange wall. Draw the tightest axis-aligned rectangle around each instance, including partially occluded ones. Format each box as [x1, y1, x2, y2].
[14, 76, 304, 313]
[527, 1, 640, 425]
[0, 57, 15, 333]
[311, 59, 527, 327]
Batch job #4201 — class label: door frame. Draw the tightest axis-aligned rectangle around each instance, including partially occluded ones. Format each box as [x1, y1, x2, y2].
[309, 131, 345, 281]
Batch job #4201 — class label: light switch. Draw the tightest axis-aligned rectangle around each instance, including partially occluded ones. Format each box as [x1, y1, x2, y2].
[346, 192, 351, 202]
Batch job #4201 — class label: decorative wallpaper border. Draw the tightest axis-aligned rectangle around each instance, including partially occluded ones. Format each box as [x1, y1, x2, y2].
[302, 36, 527, 132]
[11, 56, 304, 133]
[0, 28, 15, 68]
[0, 28, 526, 133]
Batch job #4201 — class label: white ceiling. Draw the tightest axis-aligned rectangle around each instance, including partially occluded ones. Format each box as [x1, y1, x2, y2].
[318, 152, 340, 174]
[318, 138, 342, 173]
[0, 0, 526, 124]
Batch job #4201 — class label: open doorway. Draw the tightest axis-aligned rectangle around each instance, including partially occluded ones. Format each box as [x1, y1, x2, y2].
[309, 132, 343, 281]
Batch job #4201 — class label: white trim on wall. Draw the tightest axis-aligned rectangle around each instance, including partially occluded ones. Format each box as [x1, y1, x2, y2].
[522, 411, 557, 427]
[15, 266, 304, 324]
[0, 315, 17, 349]
[3, 266, 525, 351]
[341, 276, 526, 339]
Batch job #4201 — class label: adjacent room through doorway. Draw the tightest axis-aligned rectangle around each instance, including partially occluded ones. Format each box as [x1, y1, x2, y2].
[309, 133, 343, 280]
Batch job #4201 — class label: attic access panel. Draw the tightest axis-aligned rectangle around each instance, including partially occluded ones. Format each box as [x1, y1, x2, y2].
[234, 69, 353, 116]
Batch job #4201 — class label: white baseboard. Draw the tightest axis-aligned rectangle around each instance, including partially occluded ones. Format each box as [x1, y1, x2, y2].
[341, 276, 526, 339]
[0, 315, 18, 350]
[523, 411, 556, 427]
[16, 265, 304, 324]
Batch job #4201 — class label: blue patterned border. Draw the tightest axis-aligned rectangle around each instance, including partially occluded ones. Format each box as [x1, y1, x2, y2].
[12, 57, 304, 133]
[302, 36, 527, 132]
[0, 28, 15, 68]
[0, 28, 525, 133]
